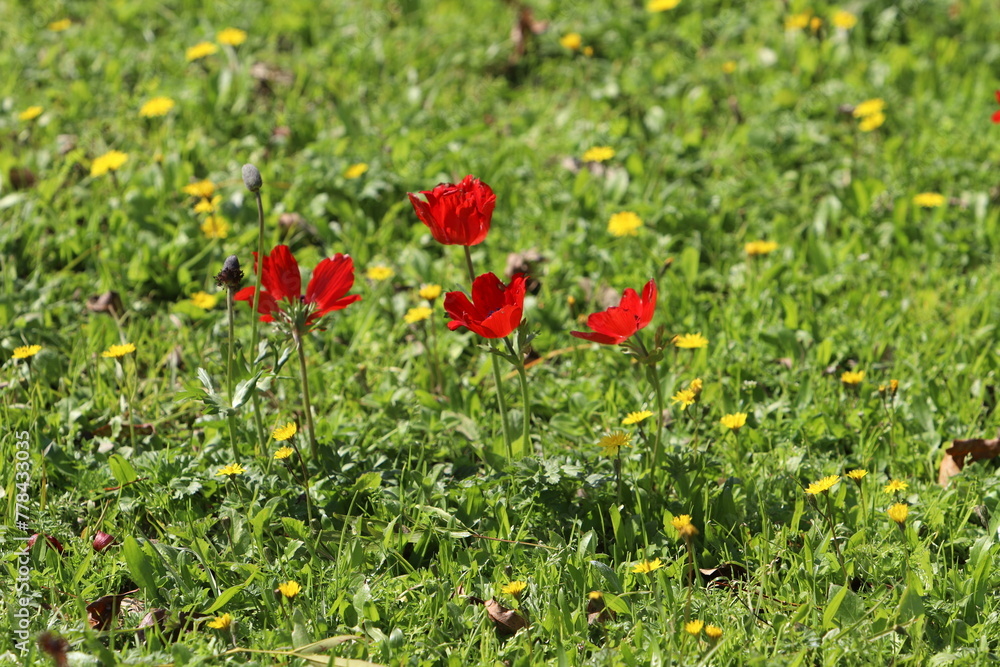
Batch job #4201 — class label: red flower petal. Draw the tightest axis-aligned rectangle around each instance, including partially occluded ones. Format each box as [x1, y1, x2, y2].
[408, 176, 495, 246]
[307, 254, 361, 317]
[234, 286, 279, 322]
[572, 279, 657, 345]
[444, 273, 525, 338]
[992, 109, 1000, 124]
[995, 90, 1000, 105]
[638, 280, 657, 329]
[260, 245, 301, 303]
[570, 329, 623, 345]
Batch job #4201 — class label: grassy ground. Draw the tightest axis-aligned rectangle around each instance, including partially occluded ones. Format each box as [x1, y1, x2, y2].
[4, 0, 1000, 664]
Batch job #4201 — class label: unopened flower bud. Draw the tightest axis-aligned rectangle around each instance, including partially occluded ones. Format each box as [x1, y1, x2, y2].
[241, 163, 262, 192]
[215, 255, 245, 289]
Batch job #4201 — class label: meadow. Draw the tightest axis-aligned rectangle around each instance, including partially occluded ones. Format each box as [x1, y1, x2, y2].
[4, 0, 1000, 664]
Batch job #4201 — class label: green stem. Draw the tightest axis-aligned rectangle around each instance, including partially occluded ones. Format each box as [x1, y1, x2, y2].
[648, 361, 665, 487]
[514, 353, 531, 456]
[226, 289, 238, 460]
[291, 328, 318, 460]
[491, 350, 513, 460]
[248, 190, 267, 453]
[427, 314, 441, 392]
[463, 246, 476, 283]
[824, 493, 849, 582]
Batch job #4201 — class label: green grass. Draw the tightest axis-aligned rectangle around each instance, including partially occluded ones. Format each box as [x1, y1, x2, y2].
[5, 0, 1000, 664]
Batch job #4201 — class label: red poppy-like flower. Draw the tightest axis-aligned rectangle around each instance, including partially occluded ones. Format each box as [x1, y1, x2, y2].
[27, 533, 65, 554]
[408, 175, 496, 246]
[993, 91, 1000, 124]
[234, 245, 360, 328]
[444, 272, 527, 339]
[571, 280, 657, 345]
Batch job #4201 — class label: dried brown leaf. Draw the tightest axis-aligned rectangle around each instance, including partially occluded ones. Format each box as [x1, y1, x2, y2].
[939, 437, 1000, 487]
[483, 598, 528, 635]
[699, 563, 749, 583]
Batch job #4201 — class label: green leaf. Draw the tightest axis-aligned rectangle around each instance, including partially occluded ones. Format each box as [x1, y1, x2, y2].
[122, 536, 159, 602]
[589, 560, 624, 595]
[232, 371, 263, 410]
[823, 584, 850, 630]
[204, 567, 258, 614]
[108, 454, 137, 485]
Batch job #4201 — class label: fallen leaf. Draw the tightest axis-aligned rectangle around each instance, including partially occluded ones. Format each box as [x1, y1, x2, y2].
[939, 437, 1000, 487]
[86, 291, 124, 318]
[699, 563, 749, 583]
[483, 598, 528, 635]
[9, 167, 37, 190]
[37, 631, 70, 667]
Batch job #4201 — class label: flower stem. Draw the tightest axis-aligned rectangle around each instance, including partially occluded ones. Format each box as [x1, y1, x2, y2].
[824, 493, 849, 582]
[514, 351, 531, 457]
[291, 329, 319, 460]
[648, 361, 665, 488]
[248, 190, 267, 453]
[226, 289, 239, 460]
[463, 246, 476, 283]
[491, 348, 513, 460]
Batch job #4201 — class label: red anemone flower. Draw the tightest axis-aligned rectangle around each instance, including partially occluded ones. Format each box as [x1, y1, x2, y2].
[993, 91, 1000, 124]
[407, 175, 496, 246]
[234, 245, 360, 327]
[444, 272, 527, 339]
[570, 280, 657, 345]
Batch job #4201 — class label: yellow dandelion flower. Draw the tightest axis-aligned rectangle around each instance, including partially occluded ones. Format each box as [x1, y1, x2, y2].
[216, 28, 247, 46]
[48, 19, 72, 32]
[588, 591, 603, 600]
[913, 192, 946, 208]
[705, 625, 723, 640]
[684, 620, 704, 635]
[419, 284, 442, 301]
[883, 479, 908, 494]
[785, 12, 811, 30]
[622, 410, 653, 425]
[186, 41, 219, 61]
[745, 240, 779, 256]
[671, 514, 699, 538]
[207, 613, 232, 629]
[809, 17, 823, 32]
[853, 99, 886, 118]
[277, 580, 301, 599]
[12, 345, 42, 360]
[632, 558, 664, 574]
[404, 306, 432, 324]
[560, 33, 582, 50]
[688, 378, 703, 395]
[607, 211, 643, 237]
[182, 180, 216, 199]
[501, 581, 527, 596]
[582, 146, 615, 162]
[139, 96, 175, 118]
[846, 469, 868, 481]
[858, 112, 885, 132]
[366, 265, 394, 281]
[598, 431, 632, 456]
[344, 162, 369, 179]
[19, 106, 43, 121]
[216, 463, 246, 477]
[840, 370, 865, 385]
[201, 216, 230, 239]
[671, 388, 696, 410]
[722, 60, 737, 74]
[583, 46, 594, 57]
[647, 0, 681, 11]
[194, 196, 222, 214]
[272, 422, 298, 441]
[887, 503, 908, 525]
[274, 446, 295, 460]
[720, 412, 747, 431]
[190, 291, 218, 310]
[90, 150, 128, 177]
[673, 333, 708, 349]
[833, 10, 857, 30]
[878, 379, 899, 397]
[102, 343, 136, 358]
[804, 474, 840, 495]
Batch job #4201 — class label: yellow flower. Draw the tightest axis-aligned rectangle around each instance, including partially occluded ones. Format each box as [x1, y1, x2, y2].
[846, 469, 868, 481]
[720, 413, 747, 431]
[840, 370, 864, 385]
[705, 624, 723, 640]
[216, 463, 246, 477]
[671, 388, 697, 410]
[90, 150, 128, 177]
[622, 410, 653, 425]
[804, 474, 840, 495]
[182, 180, 216, 199]
[722, 60, 737, 74]
[139, 96, 175, 118]
[745, 240, 779, 256]
[588, 591, 603, 600]
[832, 10, 857, 30]
[583, 46, 594, 57]
[858, 111, 885, 132]
[853, 99, 886, 118]
[12, 345, 42, 360]
[366, 265, 394, 281]
[207, 613, 232, 629]
[560, 32, 582, 51]
[501, 581, 527, 596]
[673, 333, 708, 349]
[684, 620, 704, 635]
[582, 146, 615, 162]
[19, 106, 43, 121]
[632, 558, 664, 574]
[190, 291, 218, 310]
[671, 514, 698, 538]
[201, 216, 230, 239]
[102, 343, 136, 358]
[879, 379, 899, 397]
[913, 192, 946, 208]
[688, 378, 703, 395]
[784, 12, 811, 30]
[883, 479, 908, 494]
[272, 422, 298, 441]
[887, 503, 908, 525]
[274, 446, 295, 460]
[48, 19, 72, 32]
[344, 163, 369, 179]
[809, 17, 823, 32]
[598, 431, 632, 456]
[186, 41, 219, 61]
[194, 196, 222, 214]
[419, 284, 442, 301]
[277, 580, 301, 599]
[404, 306, 432, 324]
[216, 28, 247, 46]
[607, 211, 643, 237]
[647, 0, 681, 11]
